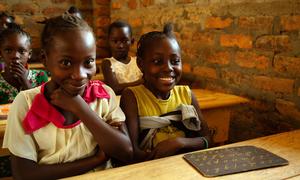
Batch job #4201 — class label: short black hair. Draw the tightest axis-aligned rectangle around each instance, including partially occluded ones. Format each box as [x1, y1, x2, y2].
[108, 20, 133, 37]
[41, 12, 92, 51]
[136, 23, 177, 59]
[0, 23, 31, 46]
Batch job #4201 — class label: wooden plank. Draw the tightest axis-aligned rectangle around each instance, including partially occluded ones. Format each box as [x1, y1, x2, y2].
[192, 89, 249, 110]
[63, 130, 300, 180]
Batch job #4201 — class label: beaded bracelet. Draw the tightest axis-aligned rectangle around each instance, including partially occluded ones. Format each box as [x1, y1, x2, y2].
[200, 137, 209, 149]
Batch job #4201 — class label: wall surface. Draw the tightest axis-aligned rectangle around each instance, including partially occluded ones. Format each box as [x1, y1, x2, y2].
[110, 0, 300, 142]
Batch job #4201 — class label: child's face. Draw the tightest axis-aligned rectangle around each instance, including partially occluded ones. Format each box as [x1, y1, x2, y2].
[108, 27, 132, 60]
[0, 33, 31, 66]
[139, 37, 182, 98]
[44, 29, 96, 96]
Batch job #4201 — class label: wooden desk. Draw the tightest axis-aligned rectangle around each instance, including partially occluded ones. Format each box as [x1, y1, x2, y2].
[64, 130, 300, 180]
[193, 89, 249, 144]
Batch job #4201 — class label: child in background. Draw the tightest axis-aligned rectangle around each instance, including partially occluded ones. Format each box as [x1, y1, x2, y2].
[3, 13, 132, 179]
[121, 24, 212, 163]
[101, 20, 143, 96]
[0, 23, 48, 104]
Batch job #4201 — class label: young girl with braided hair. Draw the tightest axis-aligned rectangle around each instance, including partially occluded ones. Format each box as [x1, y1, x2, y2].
[121, 23, 212, 163]
[3, 12, 132, 179]
[0, 23, 48, 104]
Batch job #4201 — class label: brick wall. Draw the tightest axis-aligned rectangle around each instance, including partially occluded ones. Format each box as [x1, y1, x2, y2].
[0, 0, 111, 58]
[110, 0, 300, 142]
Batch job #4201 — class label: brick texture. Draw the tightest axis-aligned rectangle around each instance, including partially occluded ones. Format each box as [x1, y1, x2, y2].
[274, 55, 300, 76]
[253, 76, 294, 93]
[281, 15, 300, 31]
[255, 35, 291, 52]
[205, 16, 233, 29]
[193, 66, 217, 79]
[234, 51, 269, 70]
[207, 51, 230, 65]
[276, 99, 300, 121]
[220, 34, 253, 49]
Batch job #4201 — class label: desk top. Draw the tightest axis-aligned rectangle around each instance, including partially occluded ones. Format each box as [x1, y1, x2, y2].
[64, 130, 300, 180]
[192, 89, 249, 110]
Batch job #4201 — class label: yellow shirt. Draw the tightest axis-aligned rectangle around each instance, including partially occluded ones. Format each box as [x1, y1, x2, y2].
[129, 85, 192, 116]
[129, 85, 192, 148]
[3, 85, 124, 166]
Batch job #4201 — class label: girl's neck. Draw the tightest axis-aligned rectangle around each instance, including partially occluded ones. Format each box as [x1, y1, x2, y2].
[143, 83, 171, 100]
[114, 55, 131, 64]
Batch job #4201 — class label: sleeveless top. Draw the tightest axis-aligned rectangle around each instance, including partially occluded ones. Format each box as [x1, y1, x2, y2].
[105, 56, 142, 84]
[129, 85, 192, 149]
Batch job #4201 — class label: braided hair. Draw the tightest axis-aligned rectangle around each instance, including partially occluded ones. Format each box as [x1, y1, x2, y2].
[41, 11, 92, 51]
[108, 20, 133, 37]
[136, 23, 178, 59]
[0, 22, 31, 46]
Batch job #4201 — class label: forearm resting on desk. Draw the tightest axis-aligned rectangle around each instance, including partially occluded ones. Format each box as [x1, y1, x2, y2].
[10, 150, 107, 180]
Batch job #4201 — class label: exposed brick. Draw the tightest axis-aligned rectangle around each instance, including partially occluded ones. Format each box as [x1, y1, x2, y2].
[235, 51, 269, 70]
[205, 17, 233, 29]
[193, 66, 217, 79]
[176, 0, 194, 4]
[220, 34, 252, 49]
[281, 15, 300, 31]
[94, 6, 110, 16]
[95, 17, 110, 27]
[0, 3, 7, 11]
[238, 16, 273, 32]
[274, 55, 300, 77]
[141, 0, 153, 7]
[42, 7, 65, 16]
[221, 71, 249, 86]
[249, 100, 274, 111]
[207, 51, 230, 65]
[192, 32, 215, 46]
[95, 0, 110, 5]
[182, 63, 191, 73]
[51, 0, 75, 3]
[11, 3, 38, 15]
[129, 18, 142, 27]
[128, 0, 137, 9]
[253, 76, 294, 93]
[97, 47, 110, 58]
[111, 2, 122, 9]
[255, 35, 291, 52]
[97, 38, 108, 48]
[96, 28, 106, 37]
[276, 99, 300, 121]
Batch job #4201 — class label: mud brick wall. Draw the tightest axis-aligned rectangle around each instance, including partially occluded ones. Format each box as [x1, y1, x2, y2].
[110, 0, 300, 142]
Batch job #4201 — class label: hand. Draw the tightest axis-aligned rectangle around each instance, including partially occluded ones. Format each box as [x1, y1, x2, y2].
[50, 87, 86, 113]
[93, 146, 109, 164]
[148, 138, 184, 159]
[9, 61, 31, 89]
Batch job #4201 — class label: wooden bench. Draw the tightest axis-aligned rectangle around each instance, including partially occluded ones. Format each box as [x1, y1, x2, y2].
[193, 89, 249, 145]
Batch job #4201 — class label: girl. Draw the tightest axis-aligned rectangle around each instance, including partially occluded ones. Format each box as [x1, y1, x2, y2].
[121, 24, 212, 162]
[101, 20, 143, 96]
[3, 13, 132, 180]
[0, 23, 48, 104]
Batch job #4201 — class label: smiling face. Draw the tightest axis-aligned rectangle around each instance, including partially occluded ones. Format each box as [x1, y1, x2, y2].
[139, 37, 182, 99]
[0, 33, 31, 67]
[44, 29, 96, 96]
[108, 26, 133, 61]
